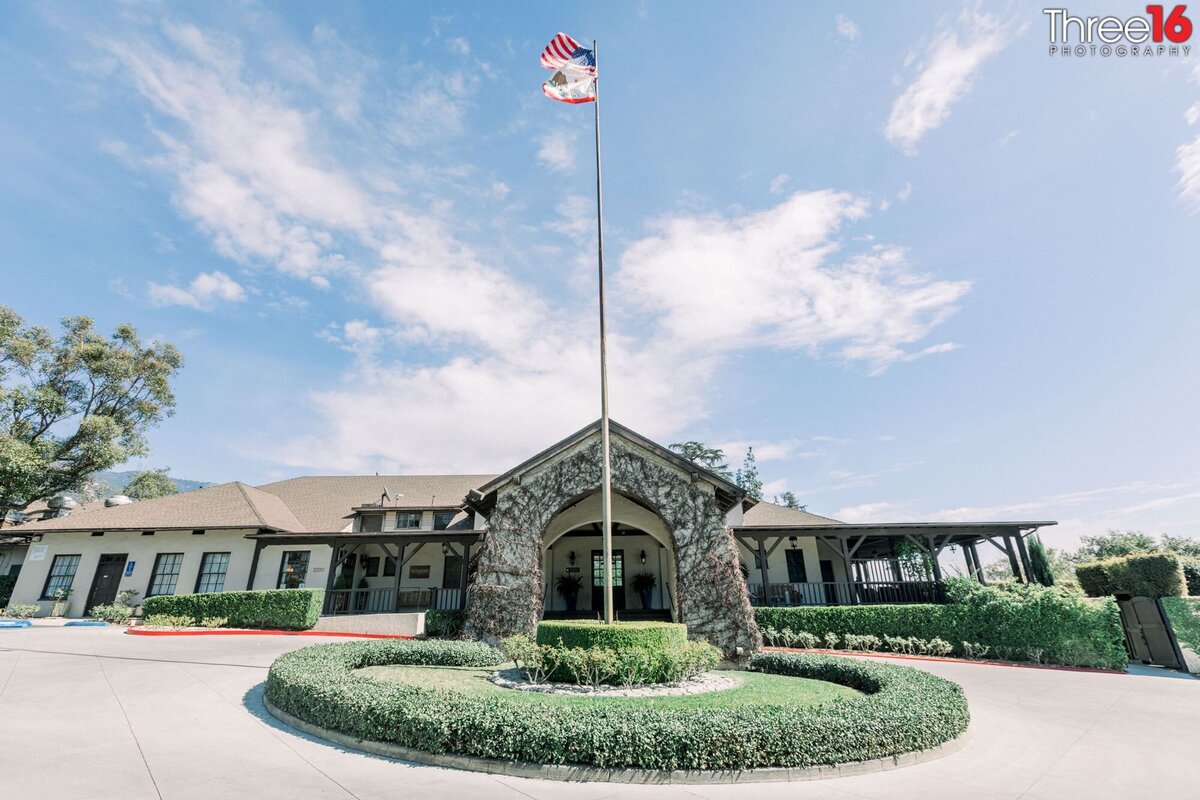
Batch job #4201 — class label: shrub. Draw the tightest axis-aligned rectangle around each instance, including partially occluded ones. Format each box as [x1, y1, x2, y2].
[0, 575, 16, 607]
[141, 589, 323, 630]
[266, 645, 968, 771]
[424, 609, 465, 638]
[795, 631, 820, 649]
[1161, 597, 1200, 656]
[144, 613, 194, 628]
[3, 604, 39, 619]
[89, 604, 132, 624]
[501, 634, 561, 684]
[507, 632, 720, 687]
[755, 580, 1126, 669]
[201, 616, 229, 628]
[535, 619, 688, 650]
[1182, 560, 1200, 596]
[1076, 552, 1187, 599]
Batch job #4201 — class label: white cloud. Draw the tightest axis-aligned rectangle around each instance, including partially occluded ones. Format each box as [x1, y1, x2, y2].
[490, 181, 510, 199]
[537, 129, 579, 172]
[897, 182, 913, 201]
[835, 14, 860, 41]
[999, 129, 1019, 146]
[617, 190, 970, 373]
[445, 36, 470, 56]
[1178, 133, 1200, 211]
[885, 8, 1020, 154]
[769, 173, 790, 195]
[148, 270, 246, 310]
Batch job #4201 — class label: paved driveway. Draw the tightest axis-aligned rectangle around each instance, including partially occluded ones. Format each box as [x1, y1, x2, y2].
[0, 627, 1197, 800]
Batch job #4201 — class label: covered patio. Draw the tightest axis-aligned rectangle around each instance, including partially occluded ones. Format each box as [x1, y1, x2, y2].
[243, 530, 481, 615]
[732, 521, 1057, 607]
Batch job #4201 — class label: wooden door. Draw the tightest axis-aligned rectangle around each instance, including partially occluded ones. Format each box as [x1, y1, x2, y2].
[591, 550, 625, 612]
[86, 554, 127, 613]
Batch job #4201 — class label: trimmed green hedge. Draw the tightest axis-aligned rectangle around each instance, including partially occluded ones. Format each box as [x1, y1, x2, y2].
[265, 642, 969, 771]
[536, 620, 688, 650]
[1076, 552, 1187, 598]
[1161, 597, 1200, 656]
[0, 575, 15, 607]
[755, 580, 1126, 669]
[141, 589, 323, 630]
[424, 609, 465, 638]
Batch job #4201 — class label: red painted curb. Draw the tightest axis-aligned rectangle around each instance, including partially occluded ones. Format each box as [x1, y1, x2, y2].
[125, 628, 414, 640]
[763, 647, 1126, 675]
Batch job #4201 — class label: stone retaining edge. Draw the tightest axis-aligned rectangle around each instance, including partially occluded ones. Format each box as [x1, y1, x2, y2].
[263, 697, 971, 784]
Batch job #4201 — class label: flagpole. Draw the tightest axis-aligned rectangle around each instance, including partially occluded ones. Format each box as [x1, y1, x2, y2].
[593, 38, 614, 625]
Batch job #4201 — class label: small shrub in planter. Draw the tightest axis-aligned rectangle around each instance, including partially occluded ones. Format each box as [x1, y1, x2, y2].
[201, 616, 229, 628]
[144, 613, 195, 629]
[3, 604, 39, 619]
[89, 604, 132, 624]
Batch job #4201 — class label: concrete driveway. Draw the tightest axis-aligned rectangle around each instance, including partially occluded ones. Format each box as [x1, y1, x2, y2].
[0, 627, 1197, 800]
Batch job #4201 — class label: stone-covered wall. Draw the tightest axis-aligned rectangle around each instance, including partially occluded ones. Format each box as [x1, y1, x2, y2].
[464, 436, 762, 655]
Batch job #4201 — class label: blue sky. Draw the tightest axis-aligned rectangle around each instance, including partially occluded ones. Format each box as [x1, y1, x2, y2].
[2, 1, 1198, 552]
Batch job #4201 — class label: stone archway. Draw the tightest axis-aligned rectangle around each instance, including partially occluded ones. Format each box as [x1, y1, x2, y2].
[464, 434, 761, 655]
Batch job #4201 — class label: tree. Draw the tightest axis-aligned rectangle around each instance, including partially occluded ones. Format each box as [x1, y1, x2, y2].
[775, 490, 805, 510]
[122, 468, 178, 501]
[734, 446, 763, 500]
[668, 441, 731, 477]
[1027, 534, 1056, 586]
[1076, 530, 1158, 561]
[0, 307, 183, 508]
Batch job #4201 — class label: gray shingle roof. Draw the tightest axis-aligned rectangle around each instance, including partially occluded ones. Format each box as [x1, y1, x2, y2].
[739, 502, 844, 528]
[15, 482, 303, 533]
[254, 474, 496, 532]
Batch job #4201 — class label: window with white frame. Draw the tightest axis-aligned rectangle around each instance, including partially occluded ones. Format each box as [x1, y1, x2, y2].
[41, 554, 80, 600]
[147, 553, 184, 597]
[195, 552, 230, 593]
[395, 511, 422, 529]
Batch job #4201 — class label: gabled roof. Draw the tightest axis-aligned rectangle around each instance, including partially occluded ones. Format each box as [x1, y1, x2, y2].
[470, 419, 746, 514]
[740, 502, 844, 527]
[15, 482, 303, 533]
[256, 474, 495, 533]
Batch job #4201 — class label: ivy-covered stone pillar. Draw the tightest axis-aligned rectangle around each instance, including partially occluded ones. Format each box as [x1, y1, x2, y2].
[463, 435, 762, 656]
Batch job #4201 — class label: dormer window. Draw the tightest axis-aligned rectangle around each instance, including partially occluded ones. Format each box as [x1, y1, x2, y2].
[395, 511, 422, 529]
[433, 511, 457, 530]
[359, 513, 384, 532]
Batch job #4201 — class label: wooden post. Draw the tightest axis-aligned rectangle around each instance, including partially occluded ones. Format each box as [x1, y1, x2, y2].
[968, 543, 987, 584]
[756, 536, 771, 606]
[925, 535, 944, 582]
[323, 544, 340, 613]
[458, 541, 472, 610]
[1014, 534, 1034, 583]
[840, 537, 860, 604]
[1003, 535, 1024, 582]
[245, 539, 265, 591]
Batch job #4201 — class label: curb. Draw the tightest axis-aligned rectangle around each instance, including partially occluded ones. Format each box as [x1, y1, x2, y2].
[763, 647, 1126, 675]
[263, 697, 971, 784]
[126, 628, 414, 640]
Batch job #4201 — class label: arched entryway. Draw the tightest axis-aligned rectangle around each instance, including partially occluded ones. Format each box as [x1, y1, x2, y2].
[541, 491, 677, 619]
[463, 424, 761, 656]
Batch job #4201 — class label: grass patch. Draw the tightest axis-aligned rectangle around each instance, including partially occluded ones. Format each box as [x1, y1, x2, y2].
[355, 663, 861, 710]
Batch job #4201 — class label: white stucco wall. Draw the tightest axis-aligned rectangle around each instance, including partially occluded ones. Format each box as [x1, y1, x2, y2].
[8, 530, 336, 617]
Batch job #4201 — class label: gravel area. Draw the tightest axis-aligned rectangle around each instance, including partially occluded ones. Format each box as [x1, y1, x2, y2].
[488, 667, 742, 696]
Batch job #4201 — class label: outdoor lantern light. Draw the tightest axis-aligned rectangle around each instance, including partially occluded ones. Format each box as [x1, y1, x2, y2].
[569, 550, 576, 566]
[640, 550, 647, 565]
[789, 536, 798, 549]
[441, 542, 450, 556]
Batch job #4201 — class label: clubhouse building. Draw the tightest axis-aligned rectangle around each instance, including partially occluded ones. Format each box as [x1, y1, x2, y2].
[4, 420, 1054, 652]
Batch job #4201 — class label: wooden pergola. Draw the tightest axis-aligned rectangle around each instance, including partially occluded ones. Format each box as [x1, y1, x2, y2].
[731, 521, 1056, 605]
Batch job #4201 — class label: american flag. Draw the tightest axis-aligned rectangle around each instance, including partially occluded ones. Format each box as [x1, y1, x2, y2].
[540, 32, 595, 76]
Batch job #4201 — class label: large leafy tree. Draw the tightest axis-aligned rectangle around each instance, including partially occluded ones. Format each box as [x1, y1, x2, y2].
[669, 441, 731, 478]
[1076, 530, 1159, 560]
[0, 307, 183, 508]
[122, 468, 179, 501]
[734, 446, 763, 500]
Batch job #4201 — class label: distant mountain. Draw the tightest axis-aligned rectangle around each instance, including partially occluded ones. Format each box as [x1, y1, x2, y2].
[80, 470, 214, 501]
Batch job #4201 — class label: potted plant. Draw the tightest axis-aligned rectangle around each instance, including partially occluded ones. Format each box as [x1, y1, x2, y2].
[555, 573, 583, 612]
[50, 587, 72, 617]
[632, 572, 657, 610]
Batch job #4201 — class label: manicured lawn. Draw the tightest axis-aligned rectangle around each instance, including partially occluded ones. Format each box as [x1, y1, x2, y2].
[356, 664, 861, 710]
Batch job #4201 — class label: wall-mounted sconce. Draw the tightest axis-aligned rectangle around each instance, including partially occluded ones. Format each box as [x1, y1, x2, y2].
[639, 550, 647, 565]
[788, 536, 798, 549]
[441, 542, 451, 557]
[568, 550, 576, 566]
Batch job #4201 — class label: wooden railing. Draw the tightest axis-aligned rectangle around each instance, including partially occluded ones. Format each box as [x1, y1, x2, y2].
[322, 586, 463, 615]
[747, 581, 943, 607]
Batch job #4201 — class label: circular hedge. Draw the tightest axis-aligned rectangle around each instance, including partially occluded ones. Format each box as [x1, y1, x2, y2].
[535, 619, 688, 650]
[265, 640, 970, 771]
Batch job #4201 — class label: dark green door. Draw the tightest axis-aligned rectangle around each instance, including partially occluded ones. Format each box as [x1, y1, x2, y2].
[591, 550, 625, 612]
[86, 554, 127, 614]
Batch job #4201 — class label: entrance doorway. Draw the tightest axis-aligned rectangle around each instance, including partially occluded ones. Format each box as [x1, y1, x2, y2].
[86, 553, 127, 614]
[1117, 595, 1184, 669]
[591, 549, 625, 612]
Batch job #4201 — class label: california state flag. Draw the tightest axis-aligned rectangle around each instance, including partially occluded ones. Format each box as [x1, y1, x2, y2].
[540, 32, 596, 104]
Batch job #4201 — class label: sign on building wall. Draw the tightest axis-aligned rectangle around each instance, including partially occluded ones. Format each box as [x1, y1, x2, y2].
[28, 544, 47, 561]
[409, 565, 431, 579]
